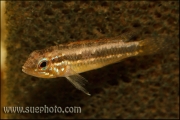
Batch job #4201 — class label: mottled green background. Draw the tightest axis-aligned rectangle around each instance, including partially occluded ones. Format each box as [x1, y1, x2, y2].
[5, 1, 179, 119]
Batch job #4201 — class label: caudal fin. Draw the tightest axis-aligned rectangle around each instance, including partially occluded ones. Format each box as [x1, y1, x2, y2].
[138, 34, 171, 56]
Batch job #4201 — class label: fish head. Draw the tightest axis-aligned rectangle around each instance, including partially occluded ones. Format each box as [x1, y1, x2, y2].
[22, 49, 58, 78]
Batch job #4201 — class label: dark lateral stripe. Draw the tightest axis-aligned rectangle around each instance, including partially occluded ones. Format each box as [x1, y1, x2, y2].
[61, 43, 138, 62]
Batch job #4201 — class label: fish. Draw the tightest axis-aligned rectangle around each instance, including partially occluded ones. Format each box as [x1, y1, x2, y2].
[22, 32, 170, 95]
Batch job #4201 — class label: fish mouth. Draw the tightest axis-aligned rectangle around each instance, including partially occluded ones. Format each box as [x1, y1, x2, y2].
[22, 66, 36, 76]
[22, 66, 54, 78]
[22, 66, 27, 73]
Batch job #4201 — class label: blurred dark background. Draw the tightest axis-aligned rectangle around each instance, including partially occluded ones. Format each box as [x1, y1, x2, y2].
[4, 1, 179, 119]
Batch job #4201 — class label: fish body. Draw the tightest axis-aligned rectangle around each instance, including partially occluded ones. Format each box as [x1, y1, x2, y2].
[22, 33, 169, 95]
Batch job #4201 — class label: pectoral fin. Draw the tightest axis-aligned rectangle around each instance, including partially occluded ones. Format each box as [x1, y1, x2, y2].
[65, 66, 90, 95]
[66, 74, 91, 96]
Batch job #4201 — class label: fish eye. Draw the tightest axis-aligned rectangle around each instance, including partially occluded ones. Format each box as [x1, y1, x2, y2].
[38, 58, 48, 70]
[40, 61, 46, 68]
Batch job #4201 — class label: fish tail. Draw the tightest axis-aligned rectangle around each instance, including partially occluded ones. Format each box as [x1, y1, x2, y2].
[138, 35, 171, 56]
